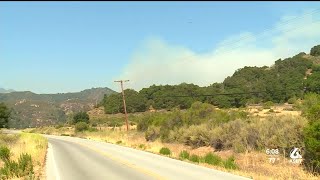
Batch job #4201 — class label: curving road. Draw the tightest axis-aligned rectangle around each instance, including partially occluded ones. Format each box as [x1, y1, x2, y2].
[45, 134, 251, 180]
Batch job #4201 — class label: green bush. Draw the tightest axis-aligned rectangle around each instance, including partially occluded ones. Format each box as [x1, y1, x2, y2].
[263, 101, 274, 109]
[0, 151, 34, 179]
[303, 121, 320, 174]
[269, 109, 274, 113]
[73, 111, 90, 124]
[301, 93, 320, 122]
[301, 93, 320, 174]
[223, 156, 238, 170]
[179, 150, 190, 160]
[138, 144, 146, 150]
[0, 145, 10, 161]
[287, 97, 297, 104]
[189, 154, 200, 163]
[0, 160, 19, 178]
[145, 126, 160, 142]
[159, 147, 171, 156]
[176, 124, 211, 148]
[91, 123, 97, 127]
[204, 152, 222, 166]
[75, 122, 89, 132]
[116, 140, 122, 144]
[17, 153, 34, 177]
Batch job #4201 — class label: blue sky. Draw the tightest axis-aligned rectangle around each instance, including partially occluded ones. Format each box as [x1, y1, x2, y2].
[1, 2, 320, 93]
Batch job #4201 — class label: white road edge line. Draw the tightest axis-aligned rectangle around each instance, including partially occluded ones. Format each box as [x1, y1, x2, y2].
[48, 143, 61, 180]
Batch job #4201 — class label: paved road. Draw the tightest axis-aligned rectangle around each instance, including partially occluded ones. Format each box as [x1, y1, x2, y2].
[45, 135, 251, 180]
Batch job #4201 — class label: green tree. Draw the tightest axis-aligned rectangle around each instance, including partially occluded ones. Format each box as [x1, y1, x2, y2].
[303, 121, 320, 174]
[0, 103, 10, 128]
[102, 89, 147, 114]
[301, 93, 320, 123]
[310, 45, 320, 56]
[103, 94, 122, 114]
[72, 111, 89, 124]
[301, 93, 320, 174]
[122, 89, 147, 113]
[305, 72, 320, 93]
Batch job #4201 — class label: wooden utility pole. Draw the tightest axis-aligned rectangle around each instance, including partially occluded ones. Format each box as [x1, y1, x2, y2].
[114, 80, 130, 131]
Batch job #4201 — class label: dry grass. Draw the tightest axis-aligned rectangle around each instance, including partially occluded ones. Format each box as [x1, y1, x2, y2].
[246, 104, 301, 118]
[0, 132, 48, 179]
[25, 106, 317, 180]
[59, 128, 317, 180]
[24, 126, 74, 136]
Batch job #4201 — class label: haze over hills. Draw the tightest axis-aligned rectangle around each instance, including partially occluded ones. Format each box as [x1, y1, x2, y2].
[0, 87, 116, 128]
[0, 88, 15, 93]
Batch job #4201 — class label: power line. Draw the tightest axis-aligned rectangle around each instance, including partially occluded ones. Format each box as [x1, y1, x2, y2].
[154, 87, 304, 98]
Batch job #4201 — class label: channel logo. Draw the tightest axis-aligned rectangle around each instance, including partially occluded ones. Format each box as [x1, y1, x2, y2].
[289, 147, 302, 164]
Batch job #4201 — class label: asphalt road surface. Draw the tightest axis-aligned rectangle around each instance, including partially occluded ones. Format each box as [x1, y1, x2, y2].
[45, 134, 251, 180]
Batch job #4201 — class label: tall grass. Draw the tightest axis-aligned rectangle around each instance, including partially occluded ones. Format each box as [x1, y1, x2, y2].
[179, 150, 190, 160]
[0, 133, 48, 179]
[189, 154, 200, 163]
[159, 147, 171, 156]
[204, 153, 222, 166]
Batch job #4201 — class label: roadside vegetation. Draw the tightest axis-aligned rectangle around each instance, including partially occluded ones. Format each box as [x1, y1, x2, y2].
[0, 133, 48, 179]
[0, 103, 48, 179]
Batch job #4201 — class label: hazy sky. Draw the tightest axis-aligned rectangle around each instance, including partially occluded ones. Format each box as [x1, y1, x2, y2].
[1, 2, 320, 93]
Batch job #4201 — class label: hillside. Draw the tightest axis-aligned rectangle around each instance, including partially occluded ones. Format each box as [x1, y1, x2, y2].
[0, 87, 115, 128]
[102, 44, 320, 113]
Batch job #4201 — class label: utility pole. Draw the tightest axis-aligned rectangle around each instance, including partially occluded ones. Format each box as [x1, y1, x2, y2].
[114, 80, 130, 131]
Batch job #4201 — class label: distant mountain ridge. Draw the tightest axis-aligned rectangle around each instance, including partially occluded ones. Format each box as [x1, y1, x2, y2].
[0, 87, 116, 128]
[0, 88, 15, 93]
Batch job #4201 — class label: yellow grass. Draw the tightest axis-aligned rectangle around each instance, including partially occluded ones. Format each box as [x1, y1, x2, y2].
[24, 126, 74, 136]
[0, 132, 48, 179]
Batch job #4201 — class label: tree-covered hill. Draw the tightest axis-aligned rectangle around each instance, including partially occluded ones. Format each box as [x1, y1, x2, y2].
[102, 44, 320, 113]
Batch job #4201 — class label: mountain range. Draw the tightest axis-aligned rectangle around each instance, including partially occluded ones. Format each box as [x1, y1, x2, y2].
[0, 87, 115, 128]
